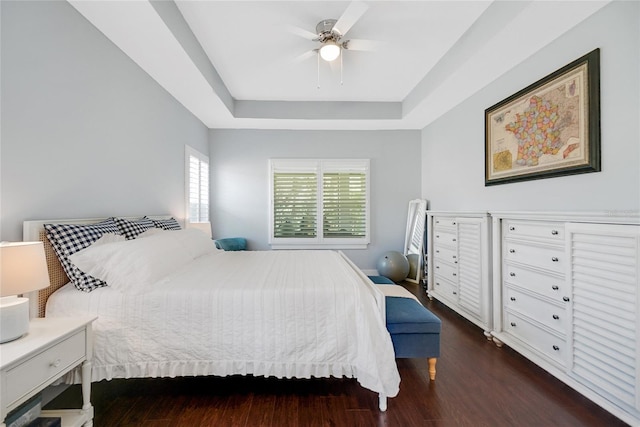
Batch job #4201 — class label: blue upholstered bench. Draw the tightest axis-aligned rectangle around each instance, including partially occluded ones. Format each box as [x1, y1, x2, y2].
[369, 275, 441, 380]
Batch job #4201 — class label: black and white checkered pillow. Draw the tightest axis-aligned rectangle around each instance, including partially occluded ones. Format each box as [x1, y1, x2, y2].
[114, 217, 155, 239]
[44, 219, 121, 292]
[146, 216, 182, 231]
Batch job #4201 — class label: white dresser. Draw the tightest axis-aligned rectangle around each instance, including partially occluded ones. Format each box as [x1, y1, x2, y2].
[426, 211, 492, 337]
[490, 211, 640, 426]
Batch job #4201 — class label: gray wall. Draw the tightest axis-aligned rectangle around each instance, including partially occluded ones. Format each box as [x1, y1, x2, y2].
[422, 1, 640, 212]
[209, 129, 422, 270]
[6, 0, 635, 263]
[0, 1, 209, 241]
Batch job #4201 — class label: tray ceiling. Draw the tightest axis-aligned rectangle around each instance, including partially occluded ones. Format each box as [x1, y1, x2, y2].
[68, 1, 609, 130]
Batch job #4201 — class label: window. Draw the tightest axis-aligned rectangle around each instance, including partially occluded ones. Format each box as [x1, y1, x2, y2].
[269, 159, 370, 249]
[185, 146, 209, 224]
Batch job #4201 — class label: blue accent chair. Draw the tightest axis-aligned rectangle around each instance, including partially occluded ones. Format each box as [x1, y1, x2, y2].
[213, 237, 247, 251]
[369, 275, 441, 380]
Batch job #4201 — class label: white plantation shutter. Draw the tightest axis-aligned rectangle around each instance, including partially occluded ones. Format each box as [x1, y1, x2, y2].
[186, 146, 209, 223]
[322, 172, 367, 238]
[273, 172, 317, 238]
[269, 159, 370, 249]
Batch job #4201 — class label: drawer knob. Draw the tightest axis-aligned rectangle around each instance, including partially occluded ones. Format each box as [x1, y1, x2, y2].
[509, 249, 516, 253]
[452, 238, 457, 242]
[563, 297, 570, 302]
[452, 255, 457, 259]
[509, 272, 516, 277]
[436, 220, 440, 224]
[453, 291, 457, 295]
[553, 345, 560, 351]
[510, 297, 516, 301]
[436, 266, 440, 269]
[453, 222, 456, 225]
[510, 322, 517, 327]
[436, 250, 440, 253]
[436, 235, 440, 238]
[552, 285, 559, 290]
[552, 314, 560, 320]
[50, 359, 61, 368]
[452, 273, 457, 277]
[509, 226, 515, 231]
[551, 257, 559, 262]
[436, 282, 440, 286]
[551, 230, 559, 235]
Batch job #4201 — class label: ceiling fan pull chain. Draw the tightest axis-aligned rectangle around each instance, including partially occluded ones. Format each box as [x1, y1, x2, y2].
[317, 51, 320, 89]
[340, 53, 343, 86]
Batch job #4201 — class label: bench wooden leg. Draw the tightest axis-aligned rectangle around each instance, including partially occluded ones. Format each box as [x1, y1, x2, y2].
[428, 357, 437, 381]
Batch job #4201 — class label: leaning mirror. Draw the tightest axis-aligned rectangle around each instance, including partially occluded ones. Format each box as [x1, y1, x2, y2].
[403, 199, 428, 284]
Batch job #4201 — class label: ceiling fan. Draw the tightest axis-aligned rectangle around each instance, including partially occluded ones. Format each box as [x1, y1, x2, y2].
[289, 1, 379, 65]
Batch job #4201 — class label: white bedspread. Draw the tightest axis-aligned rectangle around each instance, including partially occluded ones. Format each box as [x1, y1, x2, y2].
[46, 250, 400, 397]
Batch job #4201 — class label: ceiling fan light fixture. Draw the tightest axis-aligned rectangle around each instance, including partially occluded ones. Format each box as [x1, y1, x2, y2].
[319, 41, 341, 62]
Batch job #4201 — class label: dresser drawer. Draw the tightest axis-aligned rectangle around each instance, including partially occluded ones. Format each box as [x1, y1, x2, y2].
[433, 245, 457, 264]
[5, 329, 86, 407]
[504, 311, 567, 367]
[504, 287, 568, 335]
[433, 217, 457, 228]
[504, 263, 567, 302]
[504, 241, 564, 273]
[432, 276, 458, 301]
[434, 229, 457, 247]
[503, 220, 564, 241]
[433, 259, 458, 282]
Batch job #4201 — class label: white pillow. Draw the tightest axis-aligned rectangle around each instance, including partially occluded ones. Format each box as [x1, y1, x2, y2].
[173, 228, 220, 259]
[92, 233, 127, 246]
[69, 233, 188, 291]
[68, 229, 217, 291]
[136, 228, 167, 239]
[130, 228, 216, 258]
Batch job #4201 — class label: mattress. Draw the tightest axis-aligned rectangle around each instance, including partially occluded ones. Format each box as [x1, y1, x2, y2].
[46, 249, 400, 398]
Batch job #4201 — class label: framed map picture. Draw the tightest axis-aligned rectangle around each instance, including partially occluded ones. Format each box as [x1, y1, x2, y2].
[485, 48, 600, 186]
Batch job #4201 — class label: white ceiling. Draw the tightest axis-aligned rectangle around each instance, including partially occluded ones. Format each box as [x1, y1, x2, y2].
[176, 1, 489, 102]
[67, 0, 609, 130]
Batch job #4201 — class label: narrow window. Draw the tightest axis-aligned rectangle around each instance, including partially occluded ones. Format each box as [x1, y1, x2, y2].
[185, 146, 209, 224]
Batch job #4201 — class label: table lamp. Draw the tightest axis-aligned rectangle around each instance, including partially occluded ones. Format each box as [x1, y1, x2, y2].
[0, 241, 51, 343]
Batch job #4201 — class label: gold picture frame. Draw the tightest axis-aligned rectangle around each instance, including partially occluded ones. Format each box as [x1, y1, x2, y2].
[485, 49, 600, 186]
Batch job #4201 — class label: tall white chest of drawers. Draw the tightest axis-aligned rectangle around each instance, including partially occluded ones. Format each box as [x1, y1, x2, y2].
[490, 212, 640, 426]
[426, 211, 492, 337]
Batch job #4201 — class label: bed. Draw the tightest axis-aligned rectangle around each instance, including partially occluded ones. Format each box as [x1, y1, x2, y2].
[23, 217, 400, 411]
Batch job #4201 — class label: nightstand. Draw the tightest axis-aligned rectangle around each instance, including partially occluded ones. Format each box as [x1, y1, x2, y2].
[0, 317, 96, 427]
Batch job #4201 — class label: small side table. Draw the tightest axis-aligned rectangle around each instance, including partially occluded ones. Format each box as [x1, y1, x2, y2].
[0, 316, 96, 427]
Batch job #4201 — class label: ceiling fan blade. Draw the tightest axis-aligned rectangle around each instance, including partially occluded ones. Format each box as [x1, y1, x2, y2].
[333, 1, 368, 37]
[294, 49, 317, 63]
[343, 39, 382, 52]
[286, 25, 318, 41]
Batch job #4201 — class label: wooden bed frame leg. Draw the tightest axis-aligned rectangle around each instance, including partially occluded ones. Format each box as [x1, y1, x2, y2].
[428, 357, 437, 381]
[378, 394, 387, 411]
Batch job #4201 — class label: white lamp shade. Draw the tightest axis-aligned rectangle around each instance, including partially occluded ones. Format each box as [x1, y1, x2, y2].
[1, 241, 51, 297]
[320, 42, 341, 62]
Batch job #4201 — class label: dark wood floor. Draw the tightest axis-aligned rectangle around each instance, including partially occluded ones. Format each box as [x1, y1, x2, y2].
[46, 282, 628, 426]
